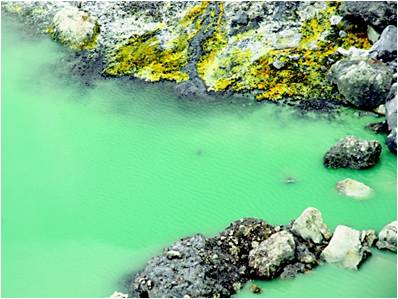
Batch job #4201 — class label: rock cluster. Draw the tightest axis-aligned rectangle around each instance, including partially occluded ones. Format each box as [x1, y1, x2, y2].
[323, 136, 382, 169]
[125, 208, 396, 298]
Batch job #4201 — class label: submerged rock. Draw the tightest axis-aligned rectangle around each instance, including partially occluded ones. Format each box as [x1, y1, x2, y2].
[321, 225, 375, 270]
[336, 178, 373, 199]
[328, 58, 393, 109]
[376, 221, 397, 252]
[110, 291, 128, 298]
[323, 136, 382, 169]
[248, 231, 295, 279]
[249, 283, 262, 294]
[291, 207, 331, 244]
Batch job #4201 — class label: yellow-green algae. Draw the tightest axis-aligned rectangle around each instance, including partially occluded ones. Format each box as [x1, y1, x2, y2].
[104, 2, 210, 82]
[103, 1, 371, 100]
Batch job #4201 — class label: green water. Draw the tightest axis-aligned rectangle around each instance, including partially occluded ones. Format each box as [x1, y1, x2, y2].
[2, 16, 397, 298]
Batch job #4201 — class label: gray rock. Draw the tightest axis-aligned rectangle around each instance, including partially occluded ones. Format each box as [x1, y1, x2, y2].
[367, 25, 380, 44]
[339, 1, 397, 31]
[280, 262, 306, 279]
[291, 207, 331, 244]
[323, 136, 382, 169]
[370, 25, 397, 62]
[248, 231, 295, 279]
[321, 225, 373, 270]
[132, 234, 241, 298]
[386, 83, 397, 153]
[336, 178, 373, 199]
[329, 58, 393, 109]
[376, 221, 397, 252]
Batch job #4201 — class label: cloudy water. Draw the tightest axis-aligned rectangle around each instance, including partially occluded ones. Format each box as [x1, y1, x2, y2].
[2, 16, 396, 298]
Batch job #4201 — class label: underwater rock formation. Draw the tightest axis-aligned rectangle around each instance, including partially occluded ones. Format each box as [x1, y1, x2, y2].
[336, 178, 373, 199]
[323, 136, 382, 169]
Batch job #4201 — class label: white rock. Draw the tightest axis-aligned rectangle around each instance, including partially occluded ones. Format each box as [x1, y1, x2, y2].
[291, 207, 331, 244]
[248, 231, 295, 278]
[374, 104, 386, 115]
[110, 291, 128, 298]
[321, 225, 372, 270]
[376, 221, 397, 252]
[336, 178, 373, 199]
[52, 6, 98, 49]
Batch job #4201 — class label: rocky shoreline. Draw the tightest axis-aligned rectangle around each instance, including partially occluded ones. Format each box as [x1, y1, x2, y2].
[111, 207, 396, 298]
[2, 1, 397, 151]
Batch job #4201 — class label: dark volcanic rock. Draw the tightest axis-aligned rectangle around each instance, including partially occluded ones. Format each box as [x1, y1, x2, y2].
[328, 58, 393, 109]
[339, 1, 397, 31]
[131, 234, 241, 298]
[323, 136, 382, 169]
[366, 121, 389, 134]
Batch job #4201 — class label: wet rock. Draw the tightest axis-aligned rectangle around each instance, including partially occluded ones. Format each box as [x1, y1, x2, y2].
[214, 218, 274, 272]
[376, 221, 397, 252]
[336, 178, 373, 199]
[248, 231, 295, 279]
[280, 262, 306, 279]
[52, 6, 99, 50]
[321, 225, 374, 270]
[328, 58, 393, 109]
[386, 83, 397, 153]
[339, 1, 397, 31]
[370, 25, 397, 62]
[366, 121, 389, 134]
[296, 243, 317, 264]
[323, 136, 382, 169]
[249, 283, 262, 294]
[291, 207, 331, 244]
[132, 234, 241, 298]
[374, 104, 386, 115]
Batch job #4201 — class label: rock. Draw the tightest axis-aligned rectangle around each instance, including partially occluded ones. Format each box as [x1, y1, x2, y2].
[249, 284, 262, 294]
[110, 291, 128, 298]
[386, 83, 397, 153]
[374, 104, 386, 115]
[248, 231, 295, 279]
[132, 234, 241, 298]
[323, 136, 382, 169]
[291, 207, 332, 244]
[280, 262, 306, 279]
[367, 25, 380, 44]
[376, 221, 397, 252]
[336, 178, 373, 199]
[370, 25, 397, 62]
[52, 6, 99, 50]
[166, 250, 182, 259]
[321, 225, 373, 270]
[366, 121, 389, 134]
[339, 1, 397, 31]
[214, 218, 274, 270]
[296, 243, 317, 264]
[328, 58, 393, 109]
[292, 207, 331, 244]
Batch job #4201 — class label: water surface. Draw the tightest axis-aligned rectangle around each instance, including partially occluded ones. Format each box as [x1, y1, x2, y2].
[2, 16, 396, 298]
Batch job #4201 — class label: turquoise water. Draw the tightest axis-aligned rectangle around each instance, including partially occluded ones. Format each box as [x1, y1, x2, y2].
[2, 16, 397, 298]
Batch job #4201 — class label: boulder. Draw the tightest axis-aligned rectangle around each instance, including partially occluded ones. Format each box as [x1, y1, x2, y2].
[376, 221, 397, 252]
[132, 234, 241, 298]
[370, 25, 397, 62]
[291, 207, 331, 244]
[321, 225, 375, 270]
[323, 136, 382, 169]
[248, 231, 295, 279]
[328, 58, 393, 109]
[339, 1, 397, 31]
[386, 83, 397, 153]
[336, 178, 373, 199]
[52, 6, 99, 50]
